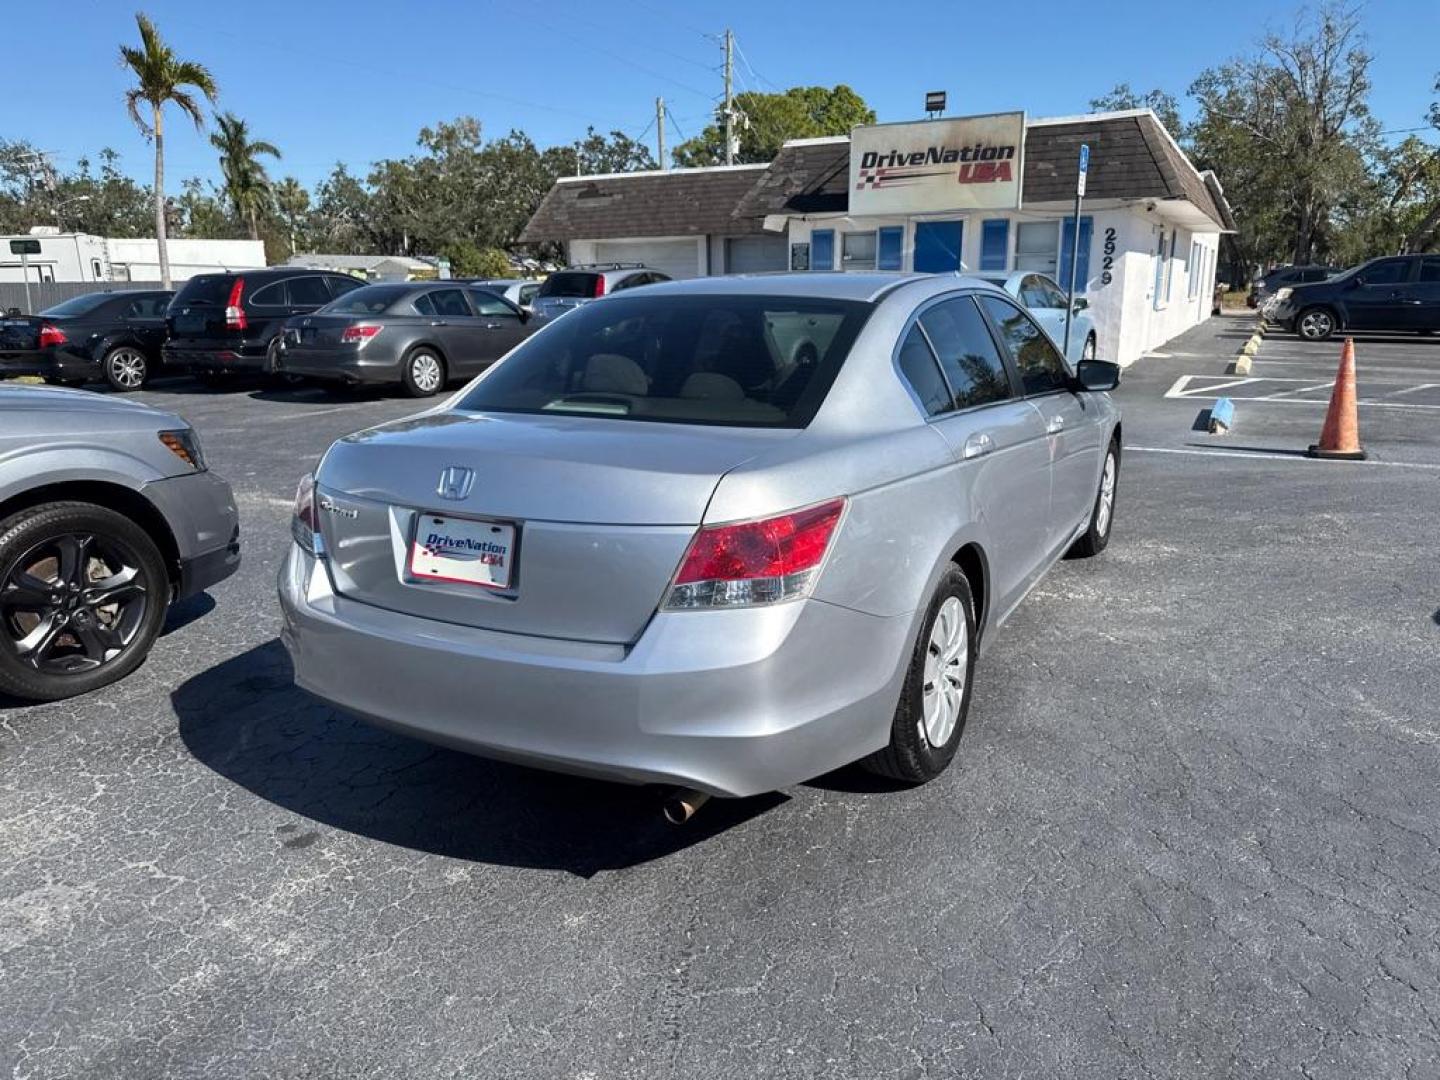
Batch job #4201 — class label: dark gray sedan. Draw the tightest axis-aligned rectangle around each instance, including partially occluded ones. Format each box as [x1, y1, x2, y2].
[277, 282, 536, 397]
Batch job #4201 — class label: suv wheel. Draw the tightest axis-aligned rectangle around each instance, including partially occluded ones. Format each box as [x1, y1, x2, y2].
[103, 346, 149, 392]
[862, 565, 976, 784]
[402, 348, 446, 398]
[0, 502, 168, 702]
[1297, 307, 1336, 341]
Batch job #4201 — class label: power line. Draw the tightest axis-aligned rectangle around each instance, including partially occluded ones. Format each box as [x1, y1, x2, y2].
[731, 36, 779, 93]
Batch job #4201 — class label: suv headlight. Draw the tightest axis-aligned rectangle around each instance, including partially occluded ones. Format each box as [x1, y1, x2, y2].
[1274, 287, 1293, 302]
[158, 428, 206, 471]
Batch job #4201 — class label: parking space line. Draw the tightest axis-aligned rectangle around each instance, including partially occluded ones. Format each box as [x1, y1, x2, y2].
[1164, 375, 1440, 410]
[1384, 382, 1439, 397]
[1128, 445, 1440, 470]
[1261, 382, 1334, 399]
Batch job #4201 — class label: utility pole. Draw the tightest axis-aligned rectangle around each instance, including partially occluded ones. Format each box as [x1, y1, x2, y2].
[723, 29, 735, 165]
[656, 96, 667, 170]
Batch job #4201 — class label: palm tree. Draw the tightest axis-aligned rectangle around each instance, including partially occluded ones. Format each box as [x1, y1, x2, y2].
[210, 112, 282, 242]
[274, 176, 309, 255]
[120, 12, 218, 289]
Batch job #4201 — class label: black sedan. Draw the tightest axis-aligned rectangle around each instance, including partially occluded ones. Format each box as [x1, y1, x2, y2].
[1271, 254, 1440, 340]
[0, 290, 172, 391]
[277, 282, 535, 397]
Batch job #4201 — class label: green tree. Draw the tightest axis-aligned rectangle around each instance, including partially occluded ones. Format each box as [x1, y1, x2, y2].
[673, 85, 875, 167]
[1398, 73, 1440, 252]
[210, 112, 281, 241]
[1089, 83, 1184, 138]
[174, 175, 230, 238]
[1189, 2, 1377, 267]
[119, 11, 218, 287]
[311, 163, 376, 253]
[274, 176, 310, 255]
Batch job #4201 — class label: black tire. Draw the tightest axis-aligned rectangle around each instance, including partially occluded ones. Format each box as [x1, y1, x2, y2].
[862, 565, 977, 784]
[1069, 438, 1119, 558]
[401, 347, 446, 398]
[102, 345, 149, 392]
[1296, 306, 1337, 341]
[0, 502, 169, 702]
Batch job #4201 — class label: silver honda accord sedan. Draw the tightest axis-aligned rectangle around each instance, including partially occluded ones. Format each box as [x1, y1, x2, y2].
[279, 273, 1121, 799]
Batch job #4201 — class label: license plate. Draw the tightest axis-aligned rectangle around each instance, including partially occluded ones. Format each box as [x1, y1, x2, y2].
[409, 514, 515, 590]
[176, 313, 206, 334]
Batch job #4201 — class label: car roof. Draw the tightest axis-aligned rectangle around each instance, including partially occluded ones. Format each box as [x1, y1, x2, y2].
[637, 272, 1004, 304]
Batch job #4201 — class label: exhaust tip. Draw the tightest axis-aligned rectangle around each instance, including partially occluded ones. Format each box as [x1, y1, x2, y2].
[661, 788, 711, 825]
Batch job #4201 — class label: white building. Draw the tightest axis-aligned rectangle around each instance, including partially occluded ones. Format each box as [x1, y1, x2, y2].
[522, 109, 1235, 368]
[285, 253, 437, 281]
[0, 227, 266, 284]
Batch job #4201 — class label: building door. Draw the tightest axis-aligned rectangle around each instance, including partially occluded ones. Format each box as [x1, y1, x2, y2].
[592, 239, 701, 280]
[724, 235, 787, 274]
[914, 221, 963, 274]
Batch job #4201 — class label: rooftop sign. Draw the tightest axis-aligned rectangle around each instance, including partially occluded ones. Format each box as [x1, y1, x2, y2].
[849, 111, 1025, 215]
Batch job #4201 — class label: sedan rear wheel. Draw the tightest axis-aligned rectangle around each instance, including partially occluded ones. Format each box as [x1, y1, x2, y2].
[103, 346, 149, 392]
[1068, 438, 1119, 558]
[0, 502, 168, 702]
[862, 565, 976, 784]
[402, 348, 445, 398]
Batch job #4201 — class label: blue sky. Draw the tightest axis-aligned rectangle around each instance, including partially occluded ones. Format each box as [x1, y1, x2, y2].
[10, 0, 1439, 191]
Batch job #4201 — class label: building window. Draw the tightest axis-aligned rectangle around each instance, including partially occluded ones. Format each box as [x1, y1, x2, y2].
[810, 229, 834, 271]
[842, 231, 877, 271]
[1188, 242, 1201, 299]
[1153, 230, 1168, 310]
[1163, 229, 1178, 303]
[91, 259, 103, 279]
[980, 219, 1009, 272]
[790, 242, 810, 271]
[1058, 216, 1093, 294]
[877, 226, 903, 271]
[1014, 222, 1058, 274]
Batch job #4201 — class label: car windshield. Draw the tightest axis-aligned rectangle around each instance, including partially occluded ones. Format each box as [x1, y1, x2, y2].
[38, 293, 115, 318]
[539, 272, 599, 298]
[321, 285, 410, 315]
[455, 294, 871, 428]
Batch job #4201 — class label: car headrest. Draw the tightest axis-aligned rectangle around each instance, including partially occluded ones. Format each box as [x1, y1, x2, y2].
[582, 353, 648, 396]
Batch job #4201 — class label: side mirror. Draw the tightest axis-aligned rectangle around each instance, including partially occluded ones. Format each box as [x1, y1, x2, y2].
[1076, 358, 1120, 392]
[1072, 297, 1089, 313]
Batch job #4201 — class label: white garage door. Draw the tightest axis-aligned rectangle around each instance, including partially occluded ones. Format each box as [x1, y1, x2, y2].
[724, 235, 788, 274]
[593, 239, 701, 280]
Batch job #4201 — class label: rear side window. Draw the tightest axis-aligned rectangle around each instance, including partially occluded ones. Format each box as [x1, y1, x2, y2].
[920, 297, 1013, 408]
[977, 295, 1069, 396]
[325, 285, 409, 314]
[455, 294, 871, 428]
[124, 295, 170, 318]
[429, 289, 471, 317]
[896, 324, 952, 416]
[327, 275, 365, 298]
[249, 282, 286, 307]
[288, 276, 332, 307]
[540, 272, 598, 298]
[1418, 258, 1440, 283]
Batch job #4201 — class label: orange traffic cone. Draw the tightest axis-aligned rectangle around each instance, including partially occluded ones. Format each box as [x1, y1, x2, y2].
[1307, 337, 1366, 460]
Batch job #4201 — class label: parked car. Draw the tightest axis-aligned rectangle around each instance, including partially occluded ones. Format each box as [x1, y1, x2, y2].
[530, 264, 672, 325]
[0, 384, 239, 701]
[0, 290, 172, 391]
[279, 273, 1121, 805]
[163, 268, 367, 381]
[973, 271, 1097, 365]
[461, 278, 542, 311]
[278, 282, 537, 397]
[1270, 254, 1440, 340]
[1248, 265, 1337, 308]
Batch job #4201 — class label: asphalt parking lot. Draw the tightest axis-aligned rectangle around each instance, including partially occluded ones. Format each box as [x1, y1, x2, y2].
[4, 315, 1438, 1079]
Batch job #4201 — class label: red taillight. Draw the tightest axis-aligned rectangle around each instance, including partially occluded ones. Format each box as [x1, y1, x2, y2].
[38, 323, 67, 348]
[665, 498, 845, 609]
[290, 473, 323, 555]
[225, 277, 247, 330]
[592, 275, 606, 298]
[340, 324, 383, 344]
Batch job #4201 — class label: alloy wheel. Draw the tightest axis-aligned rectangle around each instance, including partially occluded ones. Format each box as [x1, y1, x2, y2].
[920, 596, 968, 747]
[1, 532, 149, 674]
[1096, 451, 1117, 537]
[108, 349, 147, 389]
[1299, 310, 1333, 339]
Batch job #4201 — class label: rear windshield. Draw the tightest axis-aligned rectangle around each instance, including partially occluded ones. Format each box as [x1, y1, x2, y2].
[39, 293, 115, 318]
[455, 294, 871, 428]
[539, 272, 599, 298]
[322, 284, 411, 315]
[171, 274, 239, 307]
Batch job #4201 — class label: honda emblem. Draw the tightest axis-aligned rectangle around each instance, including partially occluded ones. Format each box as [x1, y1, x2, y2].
[437, 466, 474, 501]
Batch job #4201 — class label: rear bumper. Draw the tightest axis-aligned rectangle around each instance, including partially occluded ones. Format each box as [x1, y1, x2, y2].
[163, 343, 266, 373]
[278, 346, 399, 384]
[278, 546, 913, 797]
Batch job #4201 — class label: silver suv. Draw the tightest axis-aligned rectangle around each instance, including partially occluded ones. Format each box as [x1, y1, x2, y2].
[0, 385, 240, 701]
[530, 264, 672, 325]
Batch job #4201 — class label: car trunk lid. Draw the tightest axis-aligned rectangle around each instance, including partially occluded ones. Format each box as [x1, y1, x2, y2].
[315, 410, 797, 643]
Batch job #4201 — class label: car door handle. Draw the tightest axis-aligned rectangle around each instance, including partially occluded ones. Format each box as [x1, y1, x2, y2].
[1047, 415, 1065, 434]
[430, 320, 448, 327]
[962, 433, 994, 460]
[484, 322, 502, 329]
